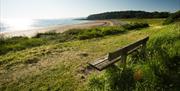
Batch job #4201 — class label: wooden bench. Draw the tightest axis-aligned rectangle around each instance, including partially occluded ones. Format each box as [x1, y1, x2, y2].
[89, 36, 149, 71]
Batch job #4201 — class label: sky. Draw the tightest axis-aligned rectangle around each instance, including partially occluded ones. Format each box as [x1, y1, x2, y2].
[0, 0, 180, 19]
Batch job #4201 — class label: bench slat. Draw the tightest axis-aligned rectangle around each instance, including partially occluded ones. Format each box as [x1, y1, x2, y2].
[89, 56, 108, 66]
[90, 56, 121, 71]
[108, 37, 149, 60]
[128, 45, 142, 54]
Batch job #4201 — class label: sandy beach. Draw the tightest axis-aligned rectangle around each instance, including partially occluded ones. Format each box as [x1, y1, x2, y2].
[0, 20, 113, 37]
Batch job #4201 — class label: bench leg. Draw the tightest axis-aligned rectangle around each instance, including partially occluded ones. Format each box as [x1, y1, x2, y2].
[121, 53, 127, 69]
[141, 42, 147, 60]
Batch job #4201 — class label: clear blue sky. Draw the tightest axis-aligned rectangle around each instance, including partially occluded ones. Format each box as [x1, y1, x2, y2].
[0, 0, 180, 19]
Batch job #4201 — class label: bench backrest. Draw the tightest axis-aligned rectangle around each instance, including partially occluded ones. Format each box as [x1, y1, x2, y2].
[108, 36, 149, 60]
[89, 36, 149, 71]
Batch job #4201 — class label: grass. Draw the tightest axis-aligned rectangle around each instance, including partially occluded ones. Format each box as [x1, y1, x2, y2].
[35, 22, 149, 40]
[122, 22, 149, 30]
[0, 19, 179, 91]
[163, 10, 180, 25]
[119, 18, 165, 26]
[0, 23, 148, 55]
[0, 37, 46, 55]
[88, 23, 180, 91]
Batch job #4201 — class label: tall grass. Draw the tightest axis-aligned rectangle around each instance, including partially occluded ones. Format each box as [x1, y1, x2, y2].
[88, 23, 180, 91]
[0, 36, 46, 55]
[34, 23, 149, 41]
[0, 23, 148, 55]
[145, 23, 180, 90]
[122, 23, 149, 30]
[163, 10, 180, 25]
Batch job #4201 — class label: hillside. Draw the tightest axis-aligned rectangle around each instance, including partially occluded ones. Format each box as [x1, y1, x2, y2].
[0, 19, 180, 91]
[163, 10, 180, 24]
[87, 11, 170, 20]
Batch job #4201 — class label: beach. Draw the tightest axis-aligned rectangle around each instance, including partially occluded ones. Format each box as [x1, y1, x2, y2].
[0, 20, 113, 37]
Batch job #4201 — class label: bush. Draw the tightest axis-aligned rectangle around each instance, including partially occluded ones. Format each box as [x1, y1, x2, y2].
[34, 31, 57, 38]
[77, 28, 103, 40]
[63, 29, 83, 35]
[1, 23, 149, 55]
[163, 10, 180, 25]
[31, 23, 149, 41]
[0, 37, 46, 55]
[76, 27, 126, 40]
[122, 23, 149, 30]
[101, 27, 125, 35]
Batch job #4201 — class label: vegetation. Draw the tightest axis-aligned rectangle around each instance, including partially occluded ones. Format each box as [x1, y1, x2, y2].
[87, 11, 170, 20]
[163, 10, 180, 25]
[0, 19, 179, 91]
[0, 23, 148, 55]
[119, 18, 165, 26]
[122, 23, 149, 30]
[88, 23, 180, 91]
[0, 37, 46, 55]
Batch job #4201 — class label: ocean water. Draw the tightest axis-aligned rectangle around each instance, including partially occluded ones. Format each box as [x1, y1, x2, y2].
[0, 18, 90, 32]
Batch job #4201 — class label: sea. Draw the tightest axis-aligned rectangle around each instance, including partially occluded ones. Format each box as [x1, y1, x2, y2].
[0, 18, 90, 32]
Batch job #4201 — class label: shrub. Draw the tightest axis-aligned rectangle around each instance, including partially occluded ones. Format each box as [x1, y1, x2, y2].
[77, 28, 103, 40]
[34, 31, 57, 38]
[1, 23, 149, 55]
[63, 29, 83, 35]
[122, 23, 149, 30]
[0, 37, 46, 55]
[101, 27, 125, 35]
[76, 27, 126, 40]
[163, 10, 180, 25]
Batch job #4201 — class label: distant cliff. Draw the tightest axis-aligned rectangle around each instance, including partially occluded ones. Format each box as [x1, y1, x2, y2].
[87, 11, 170, 20]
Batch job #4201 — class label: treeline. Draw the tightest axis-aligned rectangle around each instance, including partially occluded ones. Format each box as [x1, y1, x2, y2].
[87, 11, 170, 20]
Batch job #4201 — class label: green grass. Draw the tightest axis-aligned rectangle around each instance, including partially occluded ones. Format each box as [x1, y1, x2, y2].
[120, 18, 165, 26]
[0, 36, 46, 55]
[87, 23, 180, 91]
[163, 10, 180, 25]
[122, 22, 149, 30]
[0, 23, 148, 55]
[0, 19, 179, 91]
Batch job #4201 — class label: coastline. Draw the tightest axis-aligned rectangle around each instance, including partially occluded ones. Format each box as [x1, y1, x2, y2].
[0, 20, 112, 37]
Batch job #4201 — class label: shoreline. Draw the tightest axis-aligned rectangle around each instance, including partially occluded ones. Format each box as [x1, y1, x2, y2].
[0, 20, 112, 37]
